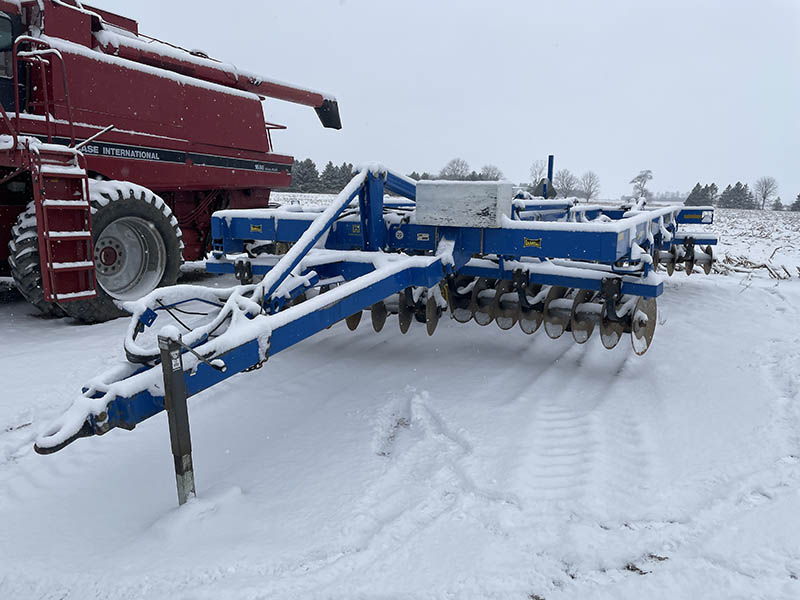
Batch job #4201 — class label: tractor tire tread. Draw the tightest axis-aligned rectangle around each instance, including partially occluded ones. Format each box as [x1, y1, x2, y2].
[7, 201, 67, 317]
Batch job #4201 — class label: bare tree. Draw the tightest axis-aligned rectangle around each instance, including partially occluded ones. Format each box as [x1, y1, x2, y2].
[579, 171, 601, 202]
[479, 164, 504, 181]
[753, 176, 778, 210]
[529, 159, 547, 185]
[630, 169, 653, 199]
[439, 158, 471, 180]
[554, 168, 579, 197]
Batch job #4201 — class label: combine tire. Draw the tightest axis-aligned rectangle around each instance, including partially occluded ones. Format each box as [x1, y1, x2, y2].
[7, 203, 66, 317]
[60, 181, 183, 323]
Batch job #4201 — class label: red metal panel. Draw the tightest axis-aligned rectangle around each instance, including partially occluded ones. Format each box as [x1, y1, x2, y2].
[0, 1, 19, 14]
[42, 1, 93, 47]
[49, 49, 270, 154]
[94, 36, 329, 110]
[83, 4, 138, 35]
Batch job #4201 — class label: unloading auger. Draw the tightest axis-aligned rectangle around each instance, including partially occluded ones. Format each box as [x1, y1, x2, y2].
[35, 164, 716, 457]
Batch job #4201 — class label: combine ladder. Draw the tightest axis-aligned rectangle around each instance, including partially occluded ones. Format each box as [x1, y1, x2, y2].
[30, 144, 97, 303]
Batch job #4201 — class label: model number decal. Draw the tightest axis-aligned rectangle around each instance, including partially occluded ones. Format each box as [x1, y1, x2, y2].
[523, 237, 542, 249]
[250, 224, 263, 233]
[417, 232, 430, 242]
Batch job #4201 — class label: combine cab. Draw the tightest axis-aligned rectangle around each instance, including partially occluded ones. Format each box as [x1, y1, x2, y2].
[0, 0, 340, 322]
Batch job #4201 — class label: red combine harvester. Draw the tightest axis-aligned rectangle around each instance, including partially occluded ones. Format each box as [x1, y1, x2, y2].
[0, 0, 340, 322]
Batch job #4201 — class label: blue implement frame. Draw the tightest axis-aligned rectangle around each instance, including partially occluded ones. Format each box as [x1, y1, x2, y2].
[34, 164, 715, 454]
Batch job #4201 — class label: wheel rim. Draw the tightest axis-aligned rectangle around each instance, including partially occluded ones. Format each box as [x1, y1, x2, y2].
[94, 216, 167, 300]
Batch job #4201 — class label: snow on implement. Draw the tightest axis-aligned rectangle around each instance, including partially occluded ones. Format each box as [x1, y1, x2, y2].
[34, 165, 716, 496]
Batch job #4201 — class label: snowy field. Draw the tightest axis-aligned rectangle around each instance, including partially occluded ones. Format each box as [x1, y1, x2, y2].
[1, 208, 799, 599]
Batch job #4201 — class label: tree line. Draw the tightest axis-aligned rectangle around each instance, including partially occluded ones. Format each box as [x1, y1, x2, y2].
[287, 157, 507, 194]
[528, 159, 601, 201]
[409, 158, 505, 182]
[685, 176, 800, 211]
[288, 159, 356, 194]
[288, 157, 800, 211]
[288, 156, 601, 199]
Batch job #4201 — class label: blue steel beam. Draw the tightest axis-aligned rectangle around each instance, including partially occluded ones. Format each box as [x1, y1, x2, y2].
[83, 257, 447, 436]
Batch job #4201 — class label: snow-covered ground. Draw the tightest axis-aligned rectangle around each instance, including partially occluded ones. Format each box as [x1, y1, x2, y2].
[711, 209, 800, 279]
[1, 209, 799, 599]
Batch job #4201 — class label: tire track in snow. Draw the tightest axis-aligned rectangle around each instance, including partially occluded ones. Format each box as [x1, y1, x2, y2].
[246, 389, 518, 591]
[509, 348, 653, 518]
[585, 314, 800, 583]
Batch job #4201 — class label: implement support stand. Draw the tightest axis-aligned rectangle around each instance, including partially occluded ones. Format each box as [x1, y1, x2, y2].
[158, 334, 196, 506]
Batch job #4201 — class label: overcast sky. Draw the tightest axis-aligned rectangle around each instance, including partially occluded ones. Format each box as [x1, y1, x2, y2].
[98, 0, 800, 200]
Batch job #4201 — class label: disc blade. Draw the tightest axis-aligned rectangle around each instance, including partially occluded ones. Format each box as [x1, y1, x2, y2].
[542, 286, 569, 339]
[398, 291, 412, 334]
[450, 277, 473, 323]
[519, 310, 542, 334]
[518, 283, 543, 335]
[346, 311, 362, 331]
[426, 296, 440, 336]
[570, 289, 596, 344]
[702, 245, 713, 275]
[474, 310, 493, 326]
[468, 277, 490, 314]
[496, 316, 515, 330]
[371, 302, 387, 333]
[631, 297, 657, 355]
[470, 278, 494, 326]
[495, 280, 518, 330]
[669, 246, 680, 275]
[453, 307, 473, 323]
[599, 299, 624, 349]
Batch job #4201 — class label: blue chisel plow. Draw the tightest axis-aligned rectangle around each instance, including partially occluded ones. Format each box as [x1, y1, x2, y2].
[35, 163, 716, 454]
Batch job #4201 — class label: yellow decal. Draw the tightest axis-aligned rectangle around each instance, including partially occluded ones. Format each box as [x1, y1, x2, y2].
[523, 237, 542, 249]
[250, 224, 263, 233]
[352, 224, 361, 234]
[683, 213, 702, 219]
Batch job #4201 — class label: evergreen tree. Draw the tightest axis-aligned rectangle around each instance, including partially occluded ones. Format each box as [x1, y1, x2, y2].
[408, 171, 421, 181]
[790, 193, 800, 212]
[686, 182, 719, 206]
[719, 182, 757, 209]
[685, 183, 704, 206]
[740, 183, 757, 209]
[703, 183, 718, 205]
[336, 162, 354, 188]
[717, 184, 734, 208]
[320, 161, 339, 193]
[771, 196, 784, 211]
[292, 158, 321, 193]
[287, 159, 301, 191]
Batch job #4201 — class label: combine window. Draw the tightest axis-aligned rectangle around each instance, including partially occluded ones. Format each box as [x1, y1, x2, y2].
[0, 14, 11, 78]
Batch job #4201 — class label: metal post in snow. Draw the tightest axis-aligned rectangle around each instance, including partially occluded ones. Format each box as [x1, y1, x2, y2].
[158, 331, 196, 506]
[545, 154, 555, 198]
